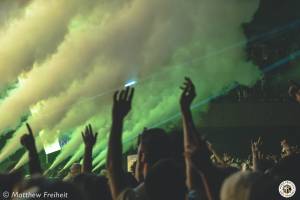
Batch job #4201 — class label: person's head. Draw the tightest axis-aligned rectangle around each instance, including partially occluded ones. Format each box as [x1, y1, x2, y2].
[296, 90, 300, 103]
[138, 128, 171, 176]
[70, 163, 82, 175]
[73, 173, 112, 200]
[0, 171, 22, 194]
[288, 85, 300, 103]
[220, 171, 277, 200]
[268, 153, 300, 187]
[145, 159, 186, 200]
[15, 176, 83, 200]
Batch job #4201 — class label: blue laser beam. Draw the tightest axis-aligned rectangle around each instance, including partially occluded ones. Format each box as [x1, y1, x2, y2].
[153, 50, 300, 128]
[36, 19, 300, 119]
[93, 51, 300, 171]
[72, 19, 300, 108]
[124, 80, 137, 87]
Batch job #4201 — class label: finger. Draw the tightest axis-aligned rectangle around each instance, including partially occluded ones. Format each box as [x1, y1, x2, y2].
[113, 91, 119, 102]
[185, 77, 192, 88]
[95, 132, 98, 139]
[89, 124, 93, 134]
[185, 77, 195, 90]
[181, 81, 189, 87]
[183, 80, 189, 86]
[85, 125, 89, 135]
[26, 123, 33, 136]
[129, 87, 135, 101]
[183, 86, 189, 95]
[180, 82, 189, 92]
[185, 77, 192, 84]
[258, 137, 262, 144]
[120, 89, 126, 100]
[124, 87, 130, 100]
[180, 86, 186, 90]
[184, 77, 190, 82]
[81, 132, 85, 140]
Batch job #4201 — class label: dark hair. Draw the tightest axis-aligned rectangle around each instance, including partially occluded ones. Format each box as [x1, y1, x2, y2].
[122, 172, 139, 188]
[288, 85, 300, 99]
[73, 173, 112, 200]
[140, 128, 171, 166]
[145, 159, 186, 200]
[0, 171, 22, 194]
[269, 154, 300, 184]
[16, 176, 83, 200]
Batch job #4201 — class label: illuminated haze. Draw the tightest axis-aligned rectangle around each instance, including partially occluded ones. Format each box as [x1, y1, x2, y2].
[0, 0, 261, 171]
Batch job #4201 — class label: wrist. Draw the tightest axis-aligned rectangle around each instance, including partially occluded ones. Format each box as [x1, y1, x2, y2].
[85, 145, 93, 150]
[112, 115, 124, 123]
[28, 147, 37, 155]
[180, 106, 191, 114]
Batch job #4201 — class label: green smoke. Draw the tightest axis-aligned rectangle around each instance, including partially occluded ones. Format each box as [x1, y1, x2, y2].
[0, 0, 261, 171]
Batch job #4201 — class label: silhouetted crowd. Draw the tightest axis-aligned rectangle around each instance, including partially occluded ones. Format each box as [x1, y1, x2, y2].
[1, 78, 300, 200]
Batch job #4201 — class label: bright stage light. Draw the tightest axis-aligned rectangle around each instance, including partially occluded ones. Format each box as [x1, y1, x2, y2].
[40, 130, 62, 155]
[44, 139, 61, 155]
[124, 80, 137, 87]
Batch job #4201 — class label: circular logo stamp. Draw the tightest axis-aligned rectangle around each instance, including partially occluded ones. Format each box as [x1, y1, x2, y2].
[279, 180, 296, 198]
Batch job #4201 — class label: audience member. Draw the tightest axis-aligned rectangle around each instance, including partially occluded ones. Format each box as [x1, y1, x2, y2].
[0, 77, 298, 200]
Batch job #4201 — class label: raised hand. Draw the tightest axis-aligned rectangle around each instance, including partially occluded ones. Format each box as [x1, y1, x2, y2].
[180, 77, 196, 111]
[20, 123, 35, 151]
[107, 86, 135, 199]
[112, 87, 135, 120]
[82, 124, 98, 147]
[251, 137, 266, 171]
[82, 124, 98, 173]
[251, 137, 261, 158]
[20, 123, 42, 175]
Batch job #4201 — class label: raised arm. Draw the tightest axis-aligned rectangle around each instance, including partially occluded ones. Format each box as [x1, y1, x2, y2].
[180, 77, 213, 200]
[20, 123, 42, 175]
[180, 77, 199, 146]
[207, 142, 226, 166]
[82, 124, 98, 173]
[107, 87, 134, 200]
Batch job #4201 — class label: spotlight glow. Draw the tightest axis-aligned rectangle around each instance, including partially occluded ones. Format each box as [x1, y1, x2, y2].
[124, 80, 137, 87]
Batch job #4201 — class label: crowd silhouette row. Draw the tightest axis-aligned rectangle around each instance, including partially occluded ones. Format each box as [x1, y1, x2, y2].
[0, 77, 300, 200]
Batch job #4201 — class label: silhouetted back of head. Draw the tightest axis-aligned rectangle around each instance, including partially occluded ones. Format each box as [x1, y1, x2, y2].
[122, 172, 138, 188]
[16, 176, 83, 200]
[268, 153, 300, 199]
[73, 173, 112, 200]
[46, 181, 83, 200]
[269, 153, 300, 180]
[145, 159, 186, 200]
[221, 171, 277, 200]
[140, 128, 171, 166]
[0, 171, 22, 194]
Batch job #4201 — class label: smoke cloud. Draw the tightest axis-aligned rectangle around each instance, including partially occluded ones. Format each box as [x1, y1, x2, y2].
[0, 0, 261, 170]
